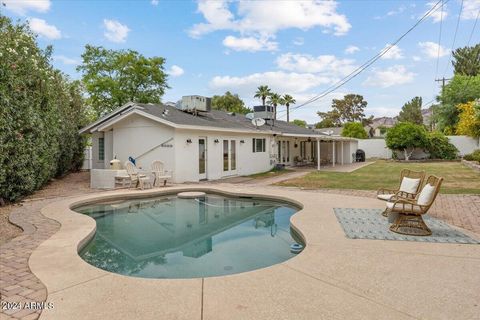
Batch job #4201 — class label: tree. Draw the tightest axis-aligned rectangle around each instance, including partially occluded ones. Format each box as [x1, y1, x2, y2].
[282, 94, 296, 123]
[77, 45, 169, 118]
[452, 44, 480, 76]
[342, 122, 368, 139]
[211, 91, 251, 114]
[456, 100, 480, 137]
[398, 97, 423, 124]
[317, 94, 370, 126]
[315, 118, 337, 128]
[292, 119, 307, 128]
[267, 93, 282, 120]
[434, 75, 480, 132]
[385, 123, 428, 160]
[254, 85, 271, 106]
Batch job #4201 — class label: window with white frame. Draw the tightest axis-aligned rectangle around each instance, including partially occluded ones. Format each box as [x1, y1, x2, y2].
[252, 138, 266, 153]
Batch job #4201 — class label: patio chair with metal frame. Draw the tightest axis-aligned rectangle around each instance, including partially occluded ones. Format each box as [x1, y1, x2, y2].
[385, 175, 443, 236]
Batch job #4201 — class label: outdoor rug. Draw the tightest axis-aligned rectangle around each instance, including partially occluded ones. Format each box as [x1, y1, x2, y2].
[333, 208, 480, 244]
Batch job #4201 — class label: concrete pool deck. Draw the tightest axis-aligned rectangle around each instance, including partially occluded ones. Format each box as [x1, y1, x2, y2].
[26, 185, 480, 319]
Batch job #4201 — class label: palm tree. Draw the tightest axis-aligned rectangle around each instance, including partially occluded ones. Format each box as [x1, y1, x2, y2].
[267, 93, 281, 120]
[282, 94, 296, 123]
[254, 85, 271, 106]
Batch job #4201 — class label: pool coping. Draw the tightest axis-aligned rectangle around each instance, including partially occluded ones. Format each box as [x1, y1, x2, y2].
[29, 185, 480, 320]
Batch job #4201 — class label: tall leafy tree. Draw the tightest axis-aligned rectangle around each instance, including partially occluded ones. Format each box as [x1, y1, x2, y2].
[211, 91, 251, 114]
[282, 94, 296, 123]
[451, 44, 480, 76]
[385, 123, 428, 161]
[77, 45, 169, 118]
[398, 97, 423, 124]
[315, 118, 337, 128]
[317, 94, 371, 126]
[254, 85, 271, 106]
[267, 93, 282, 120]
[456, 100, 480, 137]
[434, 75, 480, 132]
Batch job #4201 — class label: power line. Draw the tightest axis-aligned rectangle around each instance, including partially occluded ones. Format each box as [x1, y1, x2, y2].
[277, 0, 449, 117]
[434, 0, 444, 80]
[442, 0, 464, 78]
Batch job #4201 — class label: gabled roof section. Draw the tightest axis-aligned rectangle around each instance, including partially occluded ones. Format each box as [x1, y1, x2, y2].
[79, 101, 355, 140]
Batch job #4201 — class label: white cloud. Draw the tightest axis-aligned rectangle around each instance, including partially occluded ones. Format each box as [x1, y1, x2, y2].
[364, 65, 415, 88]
[103, 19, 130, 43]
[380, 44, 404, 60]
[425, 1, 448, 23]
[53, 55, 78, 65]
[28, 18, 61, 39]
[210, 71, 331, 96]
[461, 0, 480, 20]
[276, 53, 357, 78]
[2, 0, 50, 15]
[151, 0, 159, 5]
[189, 0, 351, 38]
[418, 41, 449, 58]
[167, 65, 184, 77]
[345, 45, 359, 54]
[222, 35, 277, 52]
[412, 56, 422, 62]
[293, 37, 304, 46]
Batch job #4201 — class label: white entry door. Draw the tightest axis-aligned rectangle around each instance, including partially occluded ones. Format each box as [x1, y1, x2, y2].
[199, 137, 207, 180]
[222, 139, 237, 176]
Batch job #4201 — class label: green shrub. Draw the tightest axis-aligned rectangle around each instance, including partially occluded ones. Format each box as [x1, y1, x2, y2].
[341, 122, 368, 139]
[464, 150, 480, 163]
[0, 16, 88, 202]
[385, 123, 428, 160]
[426, 132, 459, 160]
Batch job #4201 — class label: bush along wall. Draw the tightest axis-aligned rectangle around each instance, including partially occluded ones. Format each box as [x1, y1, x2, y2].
[0, 15, 88, 202]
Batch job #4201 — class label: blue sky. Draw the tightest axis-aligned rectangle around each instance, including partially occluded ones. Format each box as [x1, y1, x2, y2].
[2, 0, 479, 123]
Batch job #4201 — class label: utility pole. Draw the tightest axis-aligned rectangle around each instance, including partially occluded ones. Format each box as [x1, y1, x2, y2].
[435, 77, 452, 94]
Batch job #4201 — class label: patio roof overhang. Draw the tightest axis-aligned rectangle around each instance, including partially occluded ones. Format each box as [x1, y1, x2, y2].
[278, 133, 357, 142]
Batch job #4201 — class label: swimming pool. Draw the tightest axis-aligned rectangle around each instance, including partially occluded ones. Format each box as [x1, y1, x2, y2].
[75, 193, 302, 279]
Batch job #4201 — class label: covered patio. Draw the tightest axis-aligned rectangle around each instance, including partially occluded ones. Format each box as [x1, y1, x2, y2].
[275, 134, 359, 170]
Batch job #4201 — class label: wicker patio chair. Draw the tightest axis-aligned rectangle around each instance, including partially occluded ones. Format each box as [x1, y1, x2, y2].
[151, 160, 172, 187]
[385, 175, 443, 236]
[124, 161, 147, 188]
[377, 169, 425, 216]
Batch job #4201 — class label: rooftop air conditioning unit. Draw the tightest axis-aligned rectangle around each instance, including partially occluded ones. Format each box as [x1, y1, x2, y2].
[181, 95, 211, 112]
[253, 105, 274, 120]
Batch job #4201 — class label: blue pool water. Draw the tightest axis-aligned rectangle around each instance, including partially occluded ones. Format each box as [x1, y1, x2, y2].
[75, 193, 301, 279]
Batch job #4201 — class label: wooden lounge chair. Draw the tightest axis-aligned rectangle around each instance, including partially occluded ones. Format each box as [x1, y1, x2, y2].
[385, 175, 443, 236]
[124, 161, 149, 189]
[377, 169, 425, 216]
[151, 160, 172, 187]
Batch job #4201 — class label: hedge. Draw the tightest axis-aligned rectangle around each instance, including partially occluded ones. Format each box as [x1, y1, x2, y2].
[0, 16, 88, 202]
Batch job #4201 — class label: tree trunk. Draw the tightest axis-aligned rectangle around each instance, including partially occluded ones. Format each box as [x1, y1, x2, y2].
[287, 105, 289, 123]
[404, 149, 409, 161]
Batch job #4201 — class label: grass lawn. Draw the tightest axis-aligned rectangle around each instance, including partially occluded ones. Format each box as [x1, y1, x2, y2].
[277, 160, 480, 194]
[247, 168, 294, 179]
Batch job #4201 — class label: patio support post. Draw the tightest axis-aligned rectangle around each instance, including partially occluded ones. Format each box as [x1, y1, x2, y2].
[341, 141, 344, 165]
[317, 138, 320, 170]
[332, 141, 336, 167]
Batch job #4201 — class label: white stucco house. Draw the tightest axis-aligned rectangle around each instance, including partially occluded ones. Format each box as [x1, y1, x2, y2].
[80, 99, 358, 188]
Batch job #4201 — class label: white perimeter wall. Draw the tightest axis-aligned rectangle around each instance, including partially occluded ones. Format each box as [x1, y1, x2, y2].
[357, 136, 479, 159]
[174, 129, 273, 183]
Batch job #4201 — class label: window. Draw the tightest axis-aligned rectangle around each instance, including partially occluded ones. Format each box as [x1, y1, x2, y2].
[98, 137, 105, 161]
[252, 138, 266, 153]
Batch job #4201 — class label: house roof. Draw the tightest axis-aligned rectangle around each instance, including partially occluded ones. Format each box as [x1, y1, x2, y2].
[80, 102, 356, 141]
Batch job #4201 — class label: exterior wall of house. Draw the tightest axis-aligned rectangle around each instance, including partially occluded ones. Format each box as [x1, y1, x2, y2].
[110, 114, 176, 174]
[104, 130, 114, 166]
[173, 129, 273, 183]
[91, 132, 105, 169]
